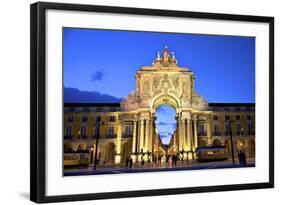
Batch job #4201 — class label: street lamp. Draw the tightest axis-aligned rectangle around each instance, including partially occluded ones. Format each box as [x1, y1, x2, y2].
[78, 131, 81, 140]
[90, 147, 94, 165]
[227, 120, 235, 165]
[93, 121, 104, 170]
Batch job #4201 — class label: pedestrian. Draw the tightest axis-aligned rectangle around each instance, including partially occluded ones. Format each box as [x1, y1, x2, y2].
[238, 150, 247, 166]
[174, 155, 177, 166]
[238, 150, 242, 165]
[158, 156, 161, 163]
[126, 157, 129, 169]
[241, 151, 247, 167]
[141, 157, 145, 167]
[129, 157, 133, 169]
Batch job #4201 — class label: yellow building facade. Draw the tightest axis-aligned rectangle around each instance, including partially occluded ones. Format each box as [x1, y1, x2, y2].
[64, 47, 255, 165]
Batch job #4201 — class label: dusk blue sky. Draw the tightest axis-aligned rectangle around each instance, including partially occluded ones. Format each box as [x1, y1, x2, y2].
[63, 28, 255, 144]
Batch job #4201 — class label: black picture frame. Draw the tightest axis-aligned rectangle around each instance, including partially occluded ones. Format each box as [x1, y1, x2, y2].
[30, 2, 274, 203]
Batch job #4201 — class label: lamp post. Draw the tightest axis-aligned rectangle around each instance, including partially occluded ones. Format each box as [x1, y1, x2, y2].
[90, 147, 94, 165]
[93, 121, 104, 170]
[228, 120, 235, 165]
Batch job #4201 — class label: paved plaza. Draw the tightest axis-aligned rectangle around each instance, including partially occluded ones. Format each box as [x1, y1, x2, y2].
[64, 158, 255, 176]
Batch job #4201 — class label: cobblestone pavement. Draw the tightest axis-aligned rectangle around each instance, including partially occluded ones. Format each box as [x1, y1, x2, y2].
[64, 158, 255, 176]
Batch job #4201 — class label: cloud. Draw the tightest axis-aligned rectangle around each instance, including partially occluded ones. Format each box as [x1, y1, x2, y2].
[159, 131, 174, 138]
[157, 122, 177, 127]
[91, 70, 104, 82]
[157, 122, 168, 125]
[156, 106, 165, 114]
[159, 134, 169, 138]
[64, 87, 122, 103]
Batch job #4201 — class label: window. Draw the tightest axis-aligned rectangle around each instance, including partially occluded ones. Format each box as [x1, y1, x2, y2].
[96, 116, 101, 122]
[237, 122, 241, 133]
[225, 123, 231, 134]
[82, 116, 88, 122]
[66, 126, 72, 136]
[109, 116, 116, 122]
[125, 126, 132, 136]
[198, 124, 204, 135]
[108, 126, 114, 136]
[67, 115, 73, 122]
[213, 115, 218, 121]
[214, 124, 219, 133]
[225, 115, 230, 121]
[80, 126, 87, 137]
[248, 122, 254, 132]
[236, 115, 240, 120]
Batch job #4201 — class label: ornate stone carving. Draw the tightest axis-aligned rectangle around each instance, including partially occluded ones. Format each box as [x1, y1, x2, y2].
[153, 77, 160, 91]
[143, 80, 150, 95]
[172, 75, 179, 90]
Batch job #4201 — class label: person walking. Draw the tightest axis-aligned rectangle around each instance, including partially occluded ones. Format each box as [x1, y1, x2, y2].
[141, 157, 145, 167]
[126, 157, 129, 169]
[241, 151, 247, 167]
[129, 157, 133, 169]
[238, 150, 247, 167]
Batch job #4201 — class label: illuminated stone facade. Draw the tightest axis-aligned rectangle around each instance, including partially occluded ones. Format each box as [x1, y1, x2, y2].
[64, 47, 255, 165]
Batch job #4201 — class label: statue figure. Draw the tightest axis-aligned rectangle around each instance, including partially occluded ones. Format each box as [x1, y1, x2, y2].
[163, 46, 170, 62]
[157, 52, 161, 60]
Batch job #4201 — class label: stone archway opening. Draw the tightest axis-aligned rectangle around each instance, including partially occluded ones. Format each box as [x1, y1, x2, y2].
[213, 139, 222, 147]
[104, 142, 115, 164]
[121, 141, 132, 162]
[155, 105, 177, 146]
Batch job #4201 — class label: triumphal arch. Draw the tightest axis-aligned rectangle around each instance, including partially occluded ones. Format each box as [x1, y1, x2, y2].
[64, 47, 255, 166]
[120, 47, 212, 162]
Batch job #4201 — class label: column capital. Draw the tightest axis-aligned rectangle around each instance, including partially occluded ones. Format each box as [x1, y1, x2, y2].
[205, 118, 211, 123]
[192, 116, 198, 121]
[139, 118, 145, 121]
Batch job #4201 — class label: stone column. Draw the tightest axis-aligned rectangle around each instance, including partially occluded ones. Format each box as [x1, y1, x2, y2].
[178, 116, 183, 152]
[187, 119, 193, 160]
[193, 118, 198, 149]
[131, 120, 137, 162]
[149, 120, 153, 152]
[190, 118, 194, 151]
[138, 118, 145, 161]
[186, 119, 191, 151]
[145, 119, 150, 153]
[206, 119, 212, 146]
[175, 115, 179, 152]
[181, 118, 186, 151]
[115, 120, 123, 164]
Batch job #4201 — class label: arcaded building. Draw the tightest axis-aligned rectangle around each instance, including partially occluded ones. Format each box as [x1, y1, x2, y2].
[63, 47, 255, 165]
